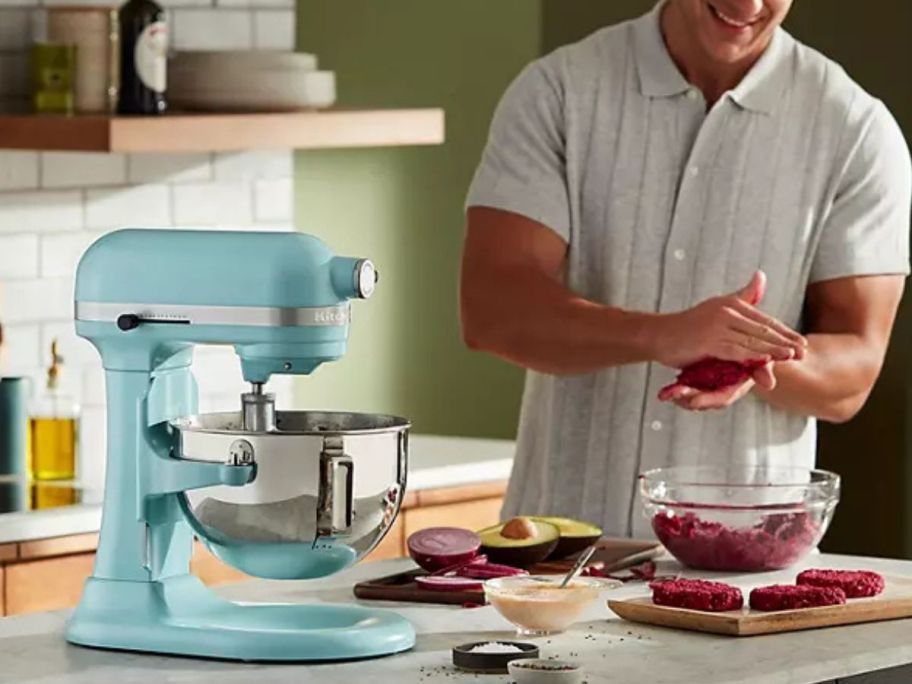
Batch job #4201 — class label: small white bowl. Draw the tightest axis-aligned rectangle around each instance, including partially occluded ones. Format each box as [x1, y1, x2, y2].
[484, 575, 608, 636]
[508, 659, 583, 684]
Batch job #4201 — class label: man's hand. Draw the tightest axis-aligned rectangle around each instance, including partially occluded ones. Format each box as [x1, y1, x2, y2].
[652, 271, 807, 369]
[662, 362, 778, 411]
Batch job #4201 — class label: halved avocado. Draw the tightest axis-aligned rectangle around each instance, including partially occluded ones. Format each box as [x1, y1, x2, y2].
[531, 517, 603, 560]
[477, 517, 560, 568]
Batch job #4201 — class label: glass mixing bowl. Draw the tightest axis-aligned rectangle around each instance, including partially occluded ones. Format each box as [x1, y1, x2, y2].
[640, 465, 840, 572]
[484, 575, 609, 636]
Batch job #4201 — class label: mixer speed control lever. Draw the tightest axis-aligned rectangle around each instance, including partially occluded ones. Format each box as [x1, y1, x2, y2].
[117, 313, 190, 331]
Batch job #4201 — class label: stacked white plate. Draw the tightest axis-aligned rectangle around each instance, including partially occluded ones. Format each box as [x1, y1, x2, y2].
[168, 51, 337, 112]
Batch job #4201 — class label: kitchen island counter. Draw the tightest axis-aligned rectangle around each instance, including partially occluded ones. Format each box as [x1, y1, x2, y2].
[1, 553, 911, 683]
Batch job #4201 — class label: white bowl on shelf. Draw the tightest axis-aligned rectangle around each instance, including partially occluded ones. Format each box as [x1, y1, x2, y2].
[169, 50, 318, 74]
[168, 70, 337, 112]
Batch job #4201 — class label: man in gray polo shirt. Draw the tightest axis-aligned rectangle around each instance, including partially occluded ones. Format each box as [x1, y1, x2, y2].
[462, 0, 911, 537]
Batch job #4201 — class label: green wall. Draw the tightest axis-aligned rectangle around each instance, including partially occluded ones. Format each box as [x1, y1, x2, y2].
[295, 1, 539, 437]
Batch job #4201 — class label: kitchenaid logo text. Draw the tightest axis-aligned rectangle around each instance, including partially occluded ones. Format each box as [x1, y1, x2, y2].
[314, 308, 349, 325]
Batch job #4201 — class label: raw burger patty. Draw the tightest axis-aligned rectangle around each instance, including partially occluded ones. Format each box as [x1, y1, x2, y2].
[750, 584, 846, 611]
[651, 579, 743, 612]
[797, 569, 885, 598]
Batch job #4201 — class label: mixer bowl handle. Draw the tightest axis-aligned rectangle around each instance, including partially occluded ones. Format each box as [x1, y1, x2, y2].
[317, 436, 354, 538]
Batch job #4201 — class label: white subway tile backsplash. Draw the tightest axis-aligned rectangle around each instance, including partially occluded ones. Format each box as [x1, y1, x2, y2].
[172, 9, 253, 50]
[0, 151, 39, 191]
[253, 10, 295, 50]
[79, 406, 107, 490]
[0, 277, 72, 323]
[128, 153, 212, 184]
[172, 181, 253, 226]
[85, 184, 171, 228]
[191, 347, 246, 395]
[81, 362, 106, 408]
[0, 10, 31, 50]
[0, 233, 38, 278]
[0, 322, 40, 372]
[213, 150, 293, 180]
[38, 0, 124, 5]
[253, 177, 292, 223]
[0, 190, 83, 232]
[41, 320, 98, 367]
[0, 52, 28, 96]
[218, 0, 292, 8]
[158, 0, 212, 7]
[40, 231, 98, 277]
[42, 153, 128, 189]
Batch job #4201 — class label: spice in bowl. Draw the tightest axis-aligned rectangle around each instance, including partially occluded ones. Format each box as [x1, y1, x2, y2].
[466, 641, 527, 654]
[508, 659, 584, 684]
[452, 640, 538, 673]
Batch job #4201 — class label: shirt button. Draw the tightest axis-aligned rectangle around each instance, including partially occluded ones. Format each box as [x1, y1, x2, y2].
[690, 166, 700, 177]
[686, 89, 699, 101]
[674, 249, 686, 261]
[650, 420, 663, 432]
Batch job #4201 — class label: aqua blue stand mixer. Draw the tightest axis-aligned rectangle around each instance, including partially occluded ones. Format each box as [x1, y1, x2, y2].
[66, 228, 415, 661]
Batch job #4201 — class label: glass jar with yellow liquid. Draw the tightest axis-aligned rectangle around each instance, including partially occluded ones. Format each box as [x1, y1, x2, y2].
[29, 340, 79, 481]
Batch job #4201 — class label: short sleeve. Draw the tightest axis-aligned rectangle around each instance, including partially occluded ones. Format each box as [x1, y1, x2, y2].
[465, 59, 571, 242]
[810, 100, 912, 283]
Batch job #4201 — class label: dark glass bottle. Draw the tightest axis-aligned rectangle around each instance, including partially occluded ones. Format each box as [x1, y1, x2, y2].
[118, 0, 167, 115]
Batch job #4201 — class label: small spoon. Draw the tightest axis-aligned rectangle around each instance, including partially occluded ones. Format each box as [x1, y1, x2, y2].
[559, 545, 597, 588]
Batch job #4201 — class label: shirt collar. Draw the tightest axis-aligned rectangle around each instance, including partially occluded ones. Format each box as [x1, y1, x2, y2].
[632, 1, 793, 115]
[633, 2, 691, 98]
[727, 29, 792, 114]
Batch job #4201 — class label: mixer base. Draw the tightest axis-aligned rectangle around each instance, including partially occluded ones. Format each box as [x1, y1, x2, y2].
[66, 574, 416, 661]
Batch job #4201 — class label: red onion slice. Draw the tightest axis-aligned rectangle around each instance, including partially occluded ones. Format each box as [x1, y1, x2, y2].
[431, 554, 489, 577]
[415, 575, 484, 592]
[407, 527, 481, 572]
[458, 562, 529, 580]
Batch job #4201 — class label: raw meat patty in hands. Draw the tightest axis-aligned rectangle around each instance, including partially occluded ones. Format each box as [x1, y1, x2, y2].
[659, 358, 767, 399]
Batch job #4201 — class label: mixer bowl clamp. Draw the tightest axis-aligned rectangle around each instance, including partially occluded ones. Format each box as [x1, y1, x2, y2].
[317, 436, 354, 540]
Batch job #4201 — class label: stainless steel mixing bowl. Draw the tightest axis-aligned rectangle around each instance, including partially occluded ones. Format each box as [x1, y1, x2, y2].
[171, 410, 409, 580]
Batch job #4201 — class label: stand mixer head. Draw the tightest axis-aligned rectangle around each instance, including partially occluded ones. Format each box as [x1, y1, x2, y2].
[65, 228, 415, 661]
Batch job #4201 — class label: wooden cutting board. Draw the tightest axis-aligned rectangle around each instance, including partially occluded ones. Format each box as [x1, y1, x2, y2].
[609, 575, 912, 636]
[354, 537, 662, 606]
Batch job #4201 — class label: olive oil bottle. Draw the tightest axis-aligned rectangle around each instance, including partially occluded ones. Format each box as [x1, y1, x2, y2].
[29, 340, 79, 481]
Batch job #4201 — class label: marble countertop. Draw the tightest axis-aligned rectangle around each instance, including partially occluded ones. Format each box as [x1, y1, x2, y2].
[1, 553, 912, 683]
[0, 434, 515, 545]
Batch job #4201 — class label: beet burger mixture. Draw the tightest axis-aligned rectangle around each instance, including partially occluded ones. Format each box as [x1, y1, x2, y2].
[658, 358, 768, 400]
[652, 511, 821, 572]
[796, 569, 885, 598]
[650, 578, 743, 612]
[749, 584, 846, 611]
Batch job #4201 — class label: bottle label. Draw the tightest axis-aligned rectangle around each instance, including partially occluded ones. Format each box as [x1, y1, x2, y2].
[135, 21, 167, 93]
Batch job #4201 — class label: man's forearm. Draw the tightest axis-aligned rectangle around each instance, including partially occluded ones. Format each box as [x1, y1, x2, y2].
[755, 332, 883, 423]
[462, 263, 662, 375]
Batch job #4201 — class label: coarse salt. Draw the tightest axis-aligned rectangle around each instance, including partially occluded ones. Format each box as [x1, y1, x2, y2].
[467, 642, 525, 654]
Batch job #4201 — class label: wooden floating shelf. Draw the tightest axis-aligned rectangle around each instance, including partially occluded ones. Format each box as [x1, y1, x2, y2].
[0, 108, 446, 153]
